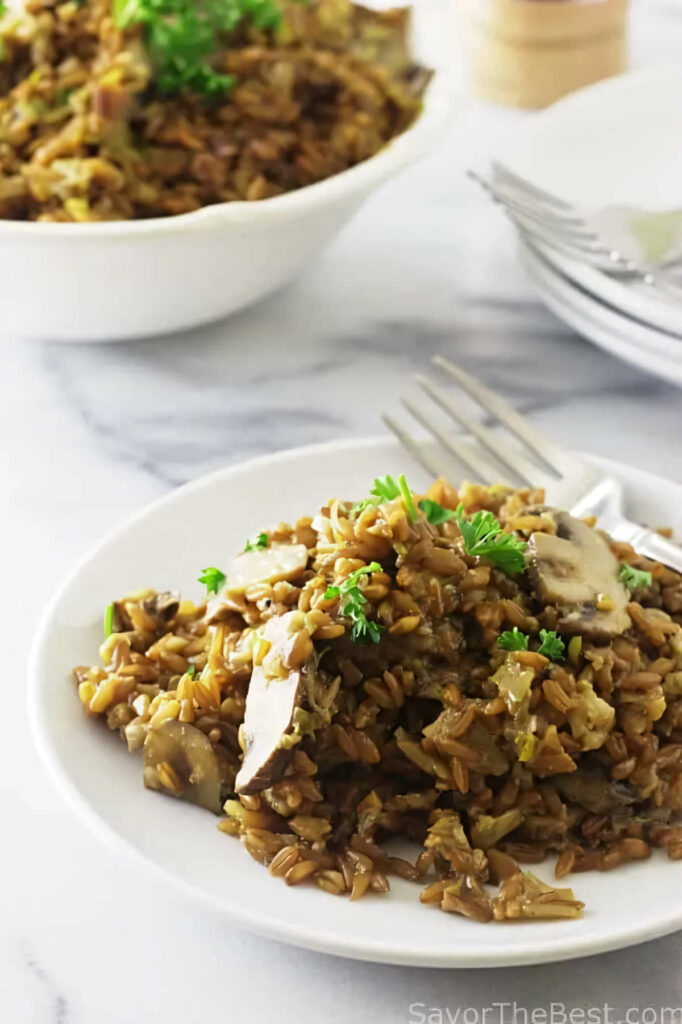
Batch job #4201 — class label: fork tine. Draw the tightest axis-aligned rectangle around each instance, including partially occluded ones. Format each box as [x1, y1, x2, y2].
[432, 356, 572, 478]
[399, 397, 499, 484]
[486, 169, 682, 300]
[501, 206, 614, 263]
[478, 171, 654, 278]
[471, 174, 615, 266]
[510, 216, 608, 263]
[469, 172, 589, 234]
[381, 413, 447, 481]
[415, 375, 539, 487]
[492, 162, 573, 211]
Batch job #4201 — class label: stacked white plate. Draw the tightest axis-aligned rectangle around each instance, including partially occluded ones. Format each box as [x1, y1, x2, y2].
[495, 64, 682, 386]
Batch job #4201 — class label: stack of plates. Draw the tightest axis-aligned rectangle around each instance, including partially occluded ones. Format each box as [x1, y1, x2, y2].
[494, 65, 682, 386]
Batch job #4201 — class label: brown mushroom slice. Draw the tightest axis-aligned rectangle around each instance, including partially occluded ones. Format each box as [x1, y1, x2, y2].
[143, 719, 222, 814]
[526, 507, 630, 639]
[554, 762, 636, 815]
[235, 613, 306, 795]
[227, 542, 308, 593]
[143, 590, 180, 625]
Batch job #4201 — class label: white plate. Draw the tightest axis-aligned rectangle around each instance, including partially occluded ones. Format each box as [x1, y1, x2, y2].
[520, 240, 682, 388]
[498, 64, 682, 210]
[530, 240, 682, 340]
[28, 437, 682, 968]
[496, 64, 682, 338]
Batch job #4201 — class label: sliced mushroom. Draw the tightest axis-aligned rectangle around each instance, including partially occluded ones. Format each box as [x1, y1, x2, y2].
[143, 590, 180, 625]
[235, 612, 308, 795]
[143, 719, 223, 814]
[110, 600, 131, 634]
[554, 762, 636, 815]
[227, 542, 308, 593]
[526, 507, 630, 639]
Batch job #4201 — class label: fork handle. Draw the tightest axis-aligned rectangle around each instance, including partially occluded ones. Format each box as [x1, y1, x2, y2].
[599, 514, 682, 574]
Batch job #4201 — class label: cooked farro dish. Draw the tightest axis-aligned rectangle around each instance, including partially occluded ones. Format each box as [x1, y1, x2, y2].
[0, 0, 429, 221]
[73, 474, 682, 924]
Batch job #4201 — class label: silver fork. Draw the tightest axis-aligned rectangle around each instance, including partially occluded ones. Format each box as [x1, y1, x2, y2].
[470, 165, 682, 304]
[383, 354, 682, 572]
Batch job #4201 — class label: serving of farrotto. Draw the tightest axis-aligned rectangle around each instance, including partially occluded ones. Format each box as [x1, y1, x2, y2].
[0, 0, 429, 221]
[73, 474, 682, 924]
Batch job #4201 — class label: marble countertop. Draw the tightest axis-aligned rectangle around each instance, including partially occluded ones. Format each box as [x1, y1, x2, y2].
[4, 3, 682, 1021]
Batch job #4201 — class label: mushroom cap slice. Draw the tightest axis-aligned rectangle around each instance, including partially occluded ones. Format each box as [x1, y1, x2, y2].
[143, 590, 180, 625]
[143, 719, 223, 814]
[526, 507, 630, 640]
[227, 542, 308, 593]
[554, 762, 636, 815]
[235, 613, 306, 795]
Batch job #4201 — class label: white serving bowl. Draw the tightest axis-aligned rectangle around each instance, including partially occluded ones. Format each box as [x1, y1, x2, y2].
[2, 1, 452, 343]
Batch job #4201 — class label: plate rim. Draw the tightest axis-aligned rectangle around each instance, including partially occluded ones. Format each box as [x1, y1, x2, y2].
[27, 436, 682, 967]
[527, 240, 682, 341]
[520, 238, 681, 350]
[520, 241, 682, 388]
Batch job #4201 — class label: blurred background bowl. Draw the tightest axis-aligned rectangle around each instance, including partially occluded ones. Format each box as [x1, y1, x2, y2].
[0, 0, 453, 343]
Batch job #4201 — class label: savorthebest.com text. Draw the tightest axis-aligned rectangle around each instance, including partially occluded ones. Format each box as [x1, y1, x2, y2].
[408, 1003, 682, 1024]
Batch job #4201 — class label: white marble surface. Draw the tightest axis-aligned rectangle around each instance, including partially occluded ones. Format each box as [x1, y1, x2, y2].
[4, 4, 682, 1022]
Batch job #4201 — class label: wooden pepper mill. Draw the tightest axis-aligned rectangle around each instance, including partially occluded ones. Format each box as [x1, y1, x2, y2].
[470, 0, 629, 109]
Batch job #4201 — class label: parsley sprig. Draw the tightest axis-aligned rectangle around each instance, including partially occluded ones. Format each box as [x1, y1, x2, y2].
[104, 602, 115, 638]
[371, 475, 401, 501]
[113, 0, 283, 98]
[454, 504, 527, 576]
[351, 474, 417, 522]
[198, 566, 226, 594]
[349, 475, 398, 516]
[537, 629, 565, 662]
[498, 627, 528, 652]
[325, 562, 385, 644]
[418, 498, 457, 526]
[619, 563, 653, 590]
[244, 532, 268, 552]
[497, 626, 565, 662]
[397, 474, 418, 523]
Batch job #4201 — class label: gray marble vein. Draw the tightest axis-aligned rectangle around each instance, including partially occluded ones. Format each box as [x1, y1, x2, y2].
[24, 948, 70, 1024]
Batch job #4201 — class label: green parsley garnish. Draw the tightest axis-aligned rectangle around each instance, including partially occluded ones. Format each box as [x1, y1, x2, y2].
[350, 475, 406, 517]
[418, 498, 457, 526]
[244, 532, 268, 552]
[113, 0, 283, 98]
[498, 627, 529, 652]
[370, 475, 401, 501]
[325, 561, 385, 644]
[104, 602, 115, 638]
[0, 1, 6, 16]
[619, 562, 653, 590]
[397, 473, 418, 523]
[453, 504, 527, 576]
[187, 664, 196, 678]
[537, 629, 565, 662]
[349, 497, 374, 517]
[351, 474, 418, 522]
[198, 566, 226, 594]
